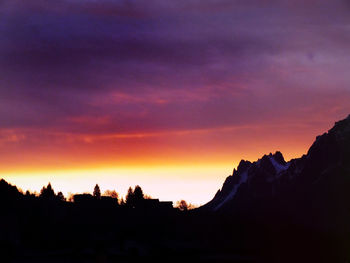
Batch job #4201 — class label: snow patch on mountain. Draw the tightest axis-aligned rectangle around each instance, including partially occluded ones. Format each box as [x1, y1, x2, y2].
[214, 171, 248, 211]
[269, 156, 290, 175]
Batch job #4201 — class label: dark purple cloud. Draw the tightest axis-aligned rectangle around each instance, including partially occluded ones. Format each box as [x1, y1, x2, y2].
[1, 0, 350, 136]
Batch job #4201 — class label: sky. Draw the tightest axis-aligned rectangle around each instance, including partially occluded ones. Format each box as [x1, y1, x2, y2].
[1, 0, 350, 205]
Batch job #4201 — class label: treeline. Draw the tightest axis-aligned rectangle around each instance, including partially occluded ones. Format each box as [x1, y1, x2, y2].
[0, 179, 195, 211]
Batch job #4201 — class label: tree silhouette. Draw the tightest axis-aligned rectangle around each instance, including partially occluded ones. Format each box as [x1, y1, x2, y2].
[144, 194, 153, 199]
[134, 185, 144, 199]
[119, 197, 126, 206]
[104, 190, 119, 200]
[57, 191, 65, 201]
[40, 183, 55, 199]
[175, 200, 196, 211]
[93, 184, 101, 199]
[125, 187, 134, 207]
[125, 185, 145, 208]
[133, 185, 144, 207]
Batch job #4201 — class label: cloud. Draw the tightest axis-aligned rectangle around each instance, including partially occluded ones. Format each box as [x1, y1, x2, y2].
[0, 0, 349, 137]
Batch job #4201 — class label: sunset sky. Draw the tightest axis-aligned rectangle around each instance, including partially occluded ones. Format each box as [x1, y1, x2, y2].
[1, 0, 350, 205]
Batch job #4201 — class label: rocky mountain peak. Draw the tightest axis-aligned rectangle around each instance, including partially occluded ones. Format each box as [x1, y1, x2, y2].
[272, 151, 286, 165]
[236, 160, 251, 175]
[202, 114, 350, 212]
[330, 114, 350, 140]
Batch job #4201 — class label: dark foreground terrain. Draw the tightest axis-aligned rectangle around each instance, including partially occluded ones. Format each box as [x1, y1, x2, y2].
[2, 193, 348, 263]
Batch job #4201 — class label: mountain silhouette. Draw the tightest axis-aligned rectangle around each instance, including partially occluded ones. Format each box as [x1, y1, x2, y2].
[202, 114, 350, 231]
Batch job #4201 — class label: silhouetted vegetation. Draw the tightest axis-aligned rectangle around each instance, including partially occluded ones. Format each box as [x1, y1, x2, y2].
[175, 200, 196, 211]
[38, 182, 65, 202]
[93, 184, 101, 199]
[103, 189, 119, 200]
[125, 185, 145, 208]
[57, 191, 65, 201]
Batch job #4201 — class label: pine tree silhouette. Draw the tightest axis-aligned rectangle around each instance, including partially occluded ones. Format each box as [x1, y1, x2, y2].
[125, 187, 134, 207]
[93, 184, 101, 199]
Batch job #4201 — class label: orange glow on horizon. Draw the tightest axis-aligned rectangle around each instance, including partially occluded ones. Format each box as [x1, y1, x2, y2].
[0, 116, 342, 205]
[1, 165, 233, 206]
